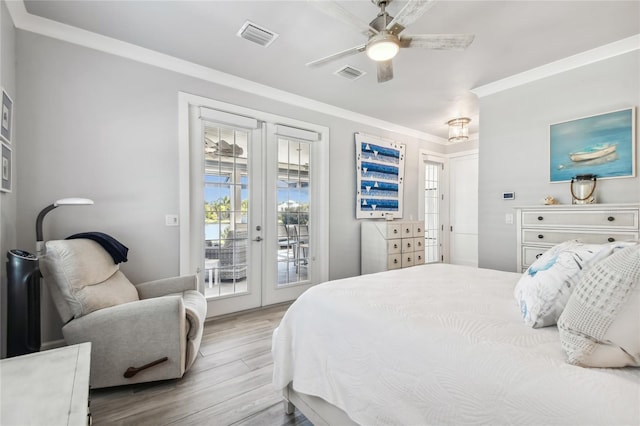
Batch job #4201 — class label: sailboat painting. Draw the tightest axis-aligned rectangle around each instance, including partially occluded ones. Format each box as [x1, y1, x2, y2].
[355, 133, 405, 219]
[550, 108, 635, 182]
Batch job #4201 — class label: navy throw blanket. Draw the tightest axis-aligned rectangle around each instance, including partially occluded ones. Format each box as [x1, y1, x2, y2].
[66, 232, 129, 264]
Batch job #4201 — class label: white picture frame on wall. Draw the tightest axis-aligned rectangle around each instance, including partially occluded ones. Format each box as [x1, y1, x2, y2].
[1, 142, 11, 193]
[355, 133, 405, 219]
[1, 88, 13, 145]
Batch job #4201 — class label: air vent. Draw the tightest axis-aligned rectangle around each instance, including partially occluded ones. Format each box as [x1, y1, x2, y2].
[334, 66, 366, 81]
[237, 21, 279, 47]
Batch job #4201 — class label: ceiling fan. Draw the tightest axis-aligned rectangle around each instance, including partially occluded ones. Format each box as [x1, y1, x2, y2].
[307, 0, 475, 83]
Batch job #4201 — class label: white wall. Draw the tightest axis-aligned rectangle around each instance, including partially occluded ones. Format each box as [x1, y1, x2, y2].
[478, 51, 640, 272]
[15, 30, 446, 344]
[0, 0, 17, 358]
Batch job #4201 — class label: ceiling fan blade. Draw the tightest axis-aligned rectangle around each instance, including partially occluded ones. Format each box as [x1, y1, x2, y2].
[306, 44, 367, 68]
[308, 0, 378, 37]
[377, 60, 394, 83]
[400, 34, 475, 50]
[386, 0, 437, 32]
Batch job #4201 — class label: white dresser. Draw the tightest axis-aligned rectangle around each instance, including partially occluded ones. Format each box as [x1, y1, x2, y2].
[0, 342, 92, 425]
[515, 204, 640, 272]
[361, 220, 425, 274]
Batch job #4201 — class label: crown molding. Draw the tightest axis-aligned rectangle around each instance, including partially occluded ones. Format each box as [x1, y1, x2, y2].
[472, 34, 640, 98]
[5, 0, 446, 144]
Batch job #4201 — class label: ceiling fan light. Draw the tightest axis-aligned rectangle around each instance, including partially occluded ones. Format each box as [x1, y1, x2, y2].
[447, 117, 471, 142]
[366, 32, 400, 62]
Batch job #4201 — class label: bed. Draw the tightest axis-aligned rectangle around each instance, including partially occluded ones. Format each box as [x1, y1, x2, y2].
[272, 263, 640, 425]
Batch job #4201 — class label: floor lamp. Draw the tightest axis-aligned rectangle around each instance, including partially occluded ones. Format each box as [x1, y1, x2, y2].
[35, 197, 94, 257]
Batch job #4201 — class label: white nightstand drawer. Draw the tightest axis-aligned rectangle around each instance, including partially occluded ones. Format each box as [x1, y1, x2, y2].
[388, 254, 402, 270]
[522, 209, 639, 229]
[387, 239, 402, 254]
[412, 221, 425, 237]
[522, 246, 548, 267]
[413, 237, 424, 251]
[522, 229, 639, 245]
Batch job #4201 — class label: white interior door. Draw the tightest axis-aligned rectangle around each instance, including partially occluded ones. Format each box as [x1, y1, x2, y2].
[449, 153, 479, 266]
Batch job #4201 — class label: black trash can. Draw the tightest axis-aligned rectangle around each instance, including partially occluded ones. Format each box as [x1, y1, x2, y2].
[6, 249, 40, 357]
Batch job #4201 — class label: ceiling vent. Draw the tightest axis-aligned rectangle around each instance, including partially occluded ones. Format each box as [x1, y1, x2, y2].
[334, 66, 366, 81]
[237, 21, 279, 47]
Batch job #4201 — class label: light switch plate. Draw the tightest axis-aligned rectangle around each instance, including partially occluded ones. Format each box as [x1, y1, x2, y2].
[165, 215, 179, 226]
[505, 213, 514, 225]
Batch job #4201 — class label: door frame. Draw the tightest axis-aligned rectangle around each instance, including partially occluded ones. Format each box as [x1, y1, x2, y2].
[178, 92, 329, 317]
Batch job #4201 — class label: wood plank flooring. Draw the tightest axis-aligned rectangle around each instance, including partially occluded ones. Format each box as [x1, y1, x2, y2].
[89, 303, 312, 426]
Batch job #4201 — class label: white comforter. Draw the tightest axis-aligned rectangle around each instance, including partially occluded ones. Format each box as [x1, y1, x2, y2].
[272, 263, 640, 425]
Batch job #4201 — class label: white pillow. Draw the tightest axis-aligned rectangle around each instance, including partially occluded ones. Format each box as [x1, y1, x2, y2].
[558, 243, 640, 367]
[514, 240, 632, 328]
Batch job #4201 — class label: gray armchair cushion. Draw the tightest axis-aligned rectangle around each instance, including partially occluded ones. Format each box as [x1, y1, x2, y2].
[41, 240, 139, 321]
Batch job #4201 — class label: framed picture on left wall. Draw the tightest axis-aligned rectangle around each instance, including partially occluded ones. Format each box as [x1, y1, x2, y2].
[1, 142, 11, 193]
[1, 88, 13, 144]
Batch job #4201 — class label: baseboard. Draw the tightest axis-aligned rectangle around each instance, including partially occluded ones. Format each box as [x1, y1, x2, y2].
[40, 339, 66, 351]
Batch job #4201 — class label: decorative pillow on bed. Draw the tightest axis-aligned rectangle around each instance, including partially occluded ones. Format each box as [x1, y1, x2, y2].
[514, 240, 633, 328]
[558, 243, 640, 367]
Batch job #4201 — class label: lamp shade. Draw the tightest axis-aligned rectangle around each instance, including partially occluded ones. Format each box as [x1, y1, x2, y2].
[448, 118, 471, 142]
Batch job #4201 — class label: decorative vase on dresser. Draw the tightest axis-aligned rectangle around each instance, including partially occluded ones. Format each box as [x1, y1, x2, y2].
[361, 220, 425, 274]
[515, 203, 640, 272]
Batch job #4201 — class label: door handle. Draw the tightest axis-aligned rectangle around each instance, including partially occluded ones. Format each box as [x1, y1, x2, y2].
[253, 236, 263, 242]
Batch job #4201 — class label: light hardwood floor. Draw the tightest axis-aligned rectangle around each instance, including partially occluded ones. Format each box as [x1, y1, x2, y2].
[90, 303, 311, 426]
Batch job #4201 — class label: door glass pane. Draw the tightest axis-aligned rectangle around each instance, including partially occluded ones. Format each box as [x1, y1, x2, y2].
[204, 124, 249, 298]
[277, 137, 310, 286]
[424, 162, 441, 263]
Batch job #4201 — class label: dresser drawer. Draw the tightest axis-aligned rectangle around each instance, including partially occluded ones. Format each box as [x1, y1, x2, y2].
[522, 229, 639, 245]
[413, 237, 424, 251]
[522, 209, 639, 229]
[387, 239, 402, 254]
[384, 223, 403, 238]
[401, 238, 415, 253]
[400, 223, 413, 237]
[522, 246, 548, 267]
[414, 250, 425, 265]
[413, 221, 425, 237]
[388, 254, 402, 270]
[401, 253, 415, 267]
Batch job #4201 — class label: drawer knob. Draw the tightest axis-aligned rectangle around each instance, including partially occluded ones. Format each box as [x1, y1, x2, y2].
[535, 253, 543, 259]
[537, 216, 544, 221]
[607, 216, 615, 222]
[538, 234, 544, 239]
[393, 229, 398, 234]
[393, 244, 398, 249]
[407, 243, 412, 248]
[393, 259, 398, 264]
[407, 257, 412, 262]
[608, 237, 615, 243]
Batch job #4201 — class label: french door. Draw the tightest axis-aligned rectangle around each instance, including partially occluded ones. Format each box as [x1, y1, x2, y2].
[419, 151, 448, 263]
[179, 95, 328, 317]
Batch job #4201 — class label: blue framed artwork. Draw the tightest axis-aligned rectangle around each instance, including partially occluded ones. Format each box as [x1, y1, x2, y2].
[549, 107, 636, 182]
[355, 133, 405, 219]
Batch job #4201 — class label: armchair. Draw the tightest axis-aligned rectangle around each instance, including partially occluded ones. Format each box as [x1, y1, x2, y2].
[39, 239, 207, 389]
